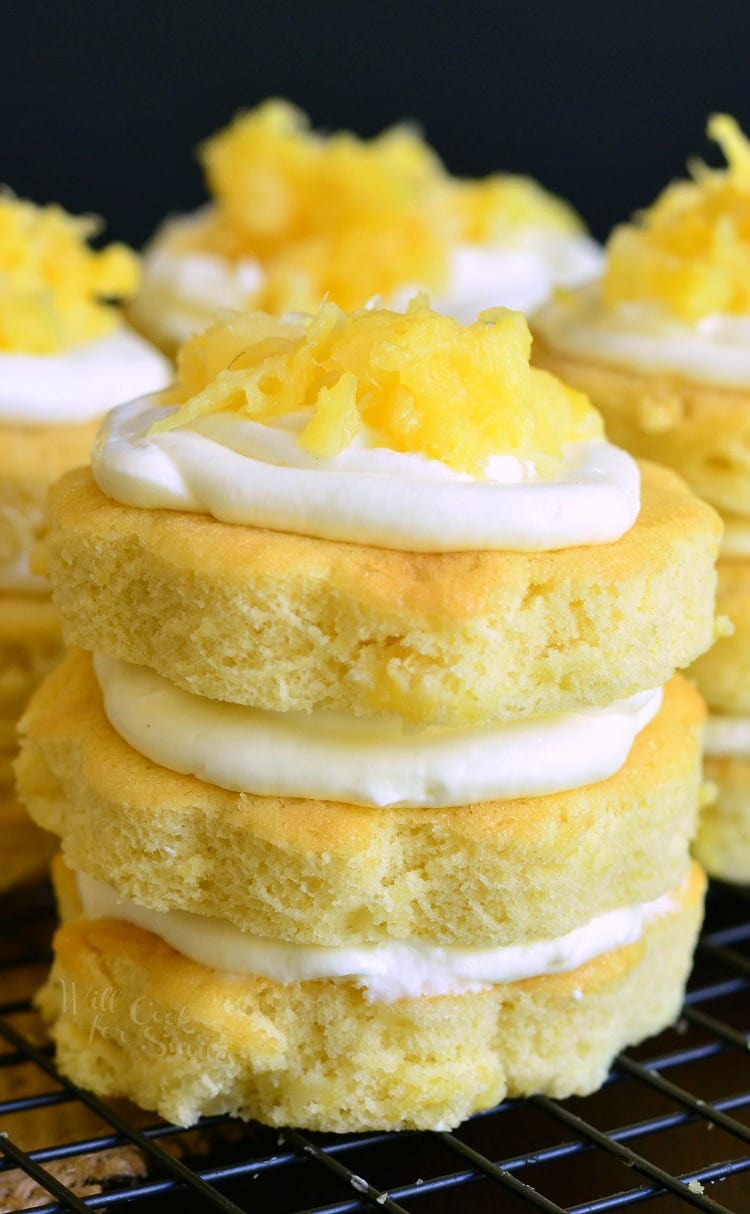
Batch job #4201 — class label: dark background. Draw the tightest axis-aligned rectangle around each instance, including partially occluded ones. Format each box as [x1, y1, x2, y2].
[3, 0, 749, 248]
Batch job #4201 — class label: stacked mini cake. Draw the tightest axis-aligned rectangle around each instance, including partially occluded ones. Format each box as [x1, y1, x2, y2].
[129, 99, 601, 353]
[19, 301, 719, 1130]
[533, 115, 750, 883]
[0, 196, 170, 891]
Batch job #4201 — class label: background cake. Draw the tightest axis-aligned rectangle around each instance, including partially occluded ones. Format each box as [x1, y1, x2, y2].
[533, 116, 750, 883]
[129, 101, 601, 354]
[0, 195, 171, 890]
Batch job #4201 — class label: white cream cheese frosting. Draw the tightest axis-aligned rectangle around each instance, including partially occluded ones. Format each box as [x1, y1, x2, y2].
[0, 326, 172, 424]
[75, 868, 680, 1003]
[132, 228, 602, 348]
[94, 654, 663, 808]
[92, 396, 641, 552]
[704, 714, 750, 759]
[128, 242, 264, 351]
[0, 551, 48, 595]
[384, 233, 602, 323]
[720, 514, 750, 557]
[534, 282, 750, 388]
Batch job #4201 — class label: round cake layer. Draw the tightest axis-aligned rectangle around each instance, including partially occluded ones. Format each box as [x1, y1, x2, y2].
[0, 790, 55, 893]
[0, 596, 61, 722]
[18, 651, 704, 946]
[45, 464, 720, 724]
[532, 331, 750, 518]
[37, 861, 704, 1132]
[690, 558, 750, 713]
[0, 743, 16, 788]
[698, 756, 750, 884]
[0, 419, 100, 580]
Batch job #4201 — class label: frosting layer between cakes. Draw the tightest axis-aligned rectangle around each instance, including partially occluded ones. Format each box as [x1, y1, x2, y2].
[698, 756, 750, 883]
[75, 867, 683, 1002]
[17, 653, 704, 946]
[94, 653, 662, 807]
[704, 713, 750, 758]
[37, 860, 706, 1130]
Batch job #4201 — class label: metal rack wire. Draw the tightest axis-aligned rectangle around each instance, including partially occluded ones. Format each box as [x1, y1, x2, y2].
[0, 879, 748, 1213]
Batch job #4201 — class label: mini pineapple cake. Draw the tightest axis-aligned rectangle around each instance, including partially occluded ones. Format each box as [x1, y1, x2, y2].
[533, 115, 750, 883]
[20, 301, 719, 1132]
[0, 195, 171, 891]
[129, 100, 601, 354]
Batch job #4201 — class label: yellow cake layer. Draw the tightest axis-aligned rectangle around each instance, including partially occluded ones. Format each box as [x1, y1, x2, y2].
[532, 332, 750, 518]
[44, 464, 720, 725]
[0, 789, 55, 894]
[18, 651, 704, 947]
[0, 595, 61, 721]
[36, 859, 705, 1132]
[0, 420, 100, 572]
[690, 557, 750, 712]
[698, 755, 750, 884]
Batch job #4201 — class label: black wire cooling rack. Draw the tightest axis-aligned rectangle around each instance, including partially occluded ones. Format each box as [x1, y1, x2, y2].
[0, 879, 748, 1214]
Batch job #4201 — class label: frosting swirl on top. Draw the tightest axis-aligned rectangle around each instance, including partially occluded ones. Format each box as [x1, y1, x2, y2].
[92, 398, 638, 552]
[534, 116, 750, 388]
[130, 100, 600, 343]
[533, 283, 750, 388]
[92, 300, 639, 552]
[0, 327, 172, 424]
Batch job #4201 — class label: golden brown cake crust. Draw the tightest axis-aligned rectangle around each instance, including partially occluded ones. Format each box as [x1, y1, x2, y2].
[44, 464, 721, 724]
[18, 651, 705, 946]
[690, 557, 750, 712]
[36, 860, 705, 1132]
[531, 330, 750, 517]
[698, 755, 750, 883]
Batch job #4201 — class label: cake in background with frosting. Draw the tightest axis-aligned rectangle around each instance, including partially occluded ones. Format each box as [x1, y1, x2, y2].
[0, 193, 171, 891]
[128, 100, 601, 354]
[532, 115, 750, 883]
[17, 297, 720, 1130]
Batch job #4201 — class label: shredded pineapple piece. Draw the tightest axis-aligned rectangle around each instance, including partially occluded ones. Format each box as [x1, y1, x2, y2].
[154, 299, 602, 474]
[605, 115, 750, 320]
[455, 175, 585, 243]
[196, 100, 455, 312]
[179, 101, 590, 316]
[0, 195, 139, 353]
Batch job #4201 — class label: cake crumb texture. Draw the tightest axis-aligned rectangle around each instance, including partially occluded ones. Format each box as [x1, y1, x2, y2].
[18, 654, 704, 946]
[35, 861, 705, 1132]
[45, 463, 720, 724]
[532, 333, 750, 518]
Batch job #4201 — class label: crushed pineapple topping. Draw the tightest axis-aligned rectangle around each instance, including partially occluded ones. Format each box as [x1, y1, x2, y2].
[604, 114, 750, 321]
[154, 298, 602, 475]
[0, 196, 139, 353]
[192, 99, 455, 313]
[455, 175, 584, 244]
[174, 100, 588, 315]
